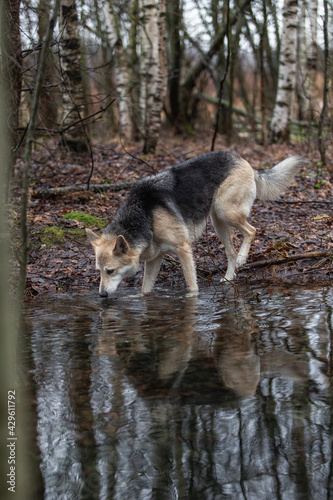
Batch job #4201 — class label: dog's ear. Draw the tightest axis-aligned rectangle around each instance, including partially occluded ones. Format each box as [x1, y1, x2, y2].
[86, 228, 100, 246]
[114, 235, 129, 256]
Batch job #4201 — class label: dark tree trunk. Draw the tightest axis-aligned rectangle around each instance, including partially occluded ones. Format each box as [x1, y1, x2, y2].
[166, 0, 182, 130]
[59, 0, 88, 152]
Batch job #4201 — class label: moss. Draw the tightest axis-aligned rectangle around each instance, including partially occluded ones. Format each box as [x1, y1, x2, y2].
[41, 227, 66, 247]
[66, 228, 87, 238]
[62, 212, 107, 228]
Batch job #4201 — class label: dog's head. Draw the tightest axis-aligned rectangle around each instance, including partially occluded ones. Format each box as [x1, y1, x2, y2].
[86, 229, 140, 297]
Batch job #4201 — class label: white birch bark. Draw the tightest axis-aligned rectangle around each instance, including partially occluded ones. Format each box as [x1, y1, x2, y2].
[330, 1, 333, 58]
[304, 0, 318, 118]
[307, 0, 318, 70]
[140, 0, 167, 153]
[296, 0, 307, 119]
[103, 0, 133, 139]
[270, 0, 299, 142]
[59, 0, 88, 151]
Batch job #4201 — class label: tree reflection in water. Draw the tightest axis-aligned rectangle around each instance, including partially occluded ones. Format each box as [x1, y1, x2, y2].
[25, 286, 333, 499]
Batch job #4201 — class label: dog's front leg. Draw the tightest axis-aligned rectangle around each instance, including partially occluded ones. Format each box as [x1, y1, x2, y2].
[142, 254, 164, 294]
[175, 243, 199, 295]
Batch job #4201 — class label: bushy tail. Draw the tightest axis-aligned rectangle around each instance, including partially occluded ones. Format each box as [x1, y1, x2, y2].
[254, 156, 304, 201]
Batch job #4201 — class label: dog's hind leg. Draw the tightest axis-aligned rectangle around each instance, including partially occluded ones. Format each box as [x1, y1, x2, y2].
[233, 218, 256, 270]
[142, 254, 164, 293]
[212, 164, 257, 279]
[175, 242, 199, 294]
[211, 211, 237, 281]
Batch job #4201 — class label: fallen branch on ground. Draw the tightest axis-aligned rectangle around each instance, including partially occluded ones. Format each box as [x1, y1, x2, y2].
[275, 200, 332, 205]
[33, 180, 136, 196]
[247, 250, 332, 269]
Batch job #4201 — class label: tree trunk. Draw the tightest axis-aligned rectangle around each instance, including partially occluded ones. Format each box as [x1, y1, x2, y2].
[1, 0, 22, 143]
[59, 0, 88, 152]
[129, 0, 140, 140]
[269, 0, 298, 142]
[140, 0, 167, 154]
[166, 0, 182, 129]
[296, 0, 307, 120]
[37, 0, 57, 129]
[103, 0, 133, 140]
[304, 0, 318, 120]
[1, 0, 22, 197]
[318, 0, 329, 166]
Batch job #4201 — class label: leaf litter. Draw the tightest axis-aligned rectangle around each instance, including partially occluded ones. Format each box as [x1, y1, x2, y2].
[11, 134, 333, 298]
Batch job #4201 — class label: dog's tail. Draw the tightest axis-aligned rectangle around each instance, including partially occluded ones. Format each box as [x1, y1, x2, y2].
[254, 156, 304, 201]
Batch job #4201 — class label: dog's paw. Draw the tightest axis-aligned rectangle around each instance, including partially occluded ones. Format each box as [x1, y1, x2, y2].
[186, 289, 199, 298]
[236, 254, 247, 268]
[221, 273, 235, 283]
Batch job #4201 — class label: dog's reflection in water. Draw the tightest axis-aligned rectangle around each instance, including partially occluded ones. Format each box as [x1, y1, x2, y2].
[97, 295, 262, 404]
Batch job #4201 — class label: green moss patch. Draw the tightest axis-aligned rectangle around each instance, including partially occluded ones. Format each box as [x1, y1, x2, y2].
[62, 212, 107, 229]
[66, 228, 87, 238]
[41, 227, 66, 247]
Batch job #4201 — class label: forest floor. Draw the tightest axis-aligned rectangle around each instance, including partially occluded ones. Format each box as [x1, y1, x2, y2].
[11, 133, 333, 299]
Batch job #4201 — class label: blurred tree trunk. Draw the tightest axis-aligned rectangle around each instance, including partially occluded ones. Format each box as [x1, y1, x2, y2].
[296, 0, 307, 120]
[103, 0, 133, 140]
[298, 0, 318, 121]
[227, 16, 242, 144]
[269, 0, 298, 142]
[1, 0, 22, 142]
[318, 0, 329, 166]
[259, 10, 267, 144]
[37, 0, 57, 129]
[166, 0, 182, 130]
[93, 0, 117, 134]
[140, 0, 167, 154]
[307, 0, 318, 120]
[0, 9, 17, 500]
[129, 0, 140, 140]
[59, 0, 88, 152]
[1, 0, 22, 197]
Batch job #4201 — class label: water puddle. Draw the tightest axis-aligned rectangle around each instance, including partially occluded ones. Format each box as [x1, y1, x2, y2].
[23, 285, 333, 499]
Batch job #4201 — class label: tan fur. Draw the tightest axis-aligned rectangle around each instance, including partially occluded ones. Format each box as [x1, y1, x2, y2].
[152, 207, 189, 246]
[144, 208, 198, 293]
[211, 160, 257, 280]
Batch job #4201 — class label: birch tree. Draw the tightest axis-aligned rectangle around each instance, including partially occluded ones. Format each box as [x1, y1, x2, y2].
[297, 0, 307, 120]
[103, 0, 133, 139]
[59, 0, 88, 151]
[140, 0, 167, 154]
[270, 0, 298, 142]
[304, 0, 318, 119]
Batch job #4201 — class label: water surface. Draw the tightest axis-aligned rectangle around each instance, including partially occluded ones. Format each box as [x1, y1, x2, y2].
[23, 285, 333, 499]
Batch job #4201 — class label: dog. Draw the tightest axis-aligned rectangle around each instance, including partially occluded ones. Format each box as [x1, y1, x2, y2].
[86, 151, 303, 297]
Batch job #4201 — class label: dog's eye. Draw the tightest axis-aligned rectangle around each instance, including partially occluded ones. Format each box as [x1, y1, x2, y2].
[105, 269, 115, 276]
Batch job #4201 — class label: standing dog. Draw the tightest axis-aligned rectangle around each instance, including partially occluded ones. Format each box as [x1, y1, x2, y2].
[87, 151, 303, 297]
